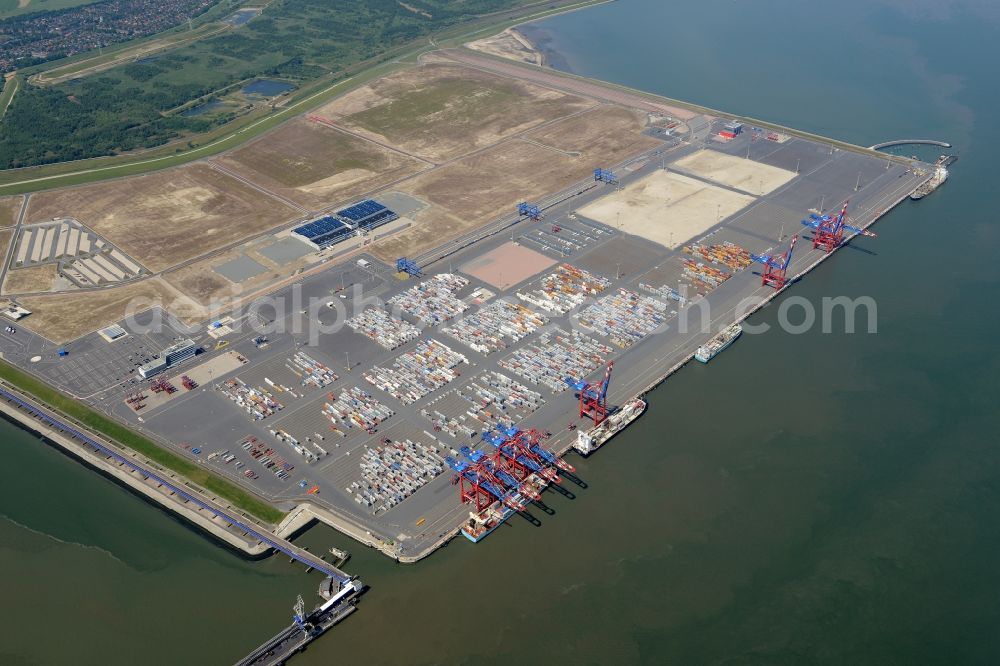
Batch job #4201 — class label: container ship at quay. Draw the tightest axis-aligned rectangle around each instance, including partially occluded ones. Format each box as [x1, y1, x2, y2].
[573, 398, 647, 456]
[695, 323, 743, 363]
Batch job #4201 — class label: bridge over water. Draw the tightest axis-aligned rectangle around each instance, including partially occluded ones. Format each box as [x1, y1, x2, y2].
[869, 139, 951, 150]
[0, 385, 350, 582]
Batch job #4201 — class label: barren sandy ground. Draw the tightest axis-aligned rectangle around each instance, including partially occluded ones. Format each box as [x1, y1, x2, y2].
[526, 105, 661, 165]
[26, 165, 298, 272]
[460, 242, 556, 289]
[466, 29, 543, 65]
[0, 196, 22, 228]
[0, 229, 10, 266]
[18, 277, 198, 343]
[672, 149, 797, 195]
[315, 62, 594, 162]
[164, 238, 312, 307]
[215, 118, 428, 210]
[2, 263, 58, 294]
[579, 170, 755, 249]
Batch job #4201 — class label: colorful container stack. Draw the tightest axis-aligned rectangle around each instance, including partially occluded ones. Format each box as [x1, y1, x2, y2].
[576, 288, 669, 348]
[681, 258, 733, 293]
[682, 241, 753, 271]
[346, 307, 421, 350]
[499, 328, 613, 393]
[517, 264, 611, 315]
[363, 339, 468, 404]
[323, 386, 395, 435]
[350, 438, 445, 514]
[216, 378, 283, 421]
[387, 273, 469, 326]
[291, 351, 338, 388]
[443, 299, 549, 355]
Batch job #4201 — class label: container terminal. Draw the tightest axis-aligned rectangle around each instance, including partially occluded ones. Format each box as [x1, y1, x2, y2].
[0, 46, 948, 664]
[0, 115, 940, 561]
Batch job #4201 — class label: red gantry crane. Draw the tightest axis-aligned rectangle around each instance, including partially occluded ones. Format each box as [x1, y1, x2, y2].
[801, 200, 877, 253]
[751, 235, 798, 289]
[564, 361, 614, 426]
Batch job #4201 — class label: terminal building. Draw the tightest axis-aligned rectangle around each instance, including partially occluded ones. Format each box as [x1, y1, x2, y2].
[138, 338, 198, 379]
[292, 199, 398, 251]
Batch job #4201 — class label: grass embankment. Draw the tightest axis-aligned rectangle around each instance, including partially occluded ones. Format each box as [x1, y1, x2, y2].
[0, 359, 285, 524]
[0, 75, 20, 121]
[32, 22, 232, 86]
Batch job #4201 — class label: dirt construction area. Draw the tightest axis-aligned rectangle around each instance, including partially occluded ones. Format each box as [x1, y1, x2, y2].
[671, 149, 797, 195]
[372, 140, 586, 261]
[525, 105, 661, 166]
[314, 61, 595, 162]
[26, 165, 299, 272]
[17, 277, 194, 343]
[214, 118, 428, 211]
[466, 28, 542, 66]
[578, 170, 755, 249]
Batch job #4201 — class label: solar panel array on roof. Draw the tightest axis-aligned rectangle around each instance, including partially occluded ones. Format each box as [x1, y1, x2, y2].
[337, 200, 387, 222]
[337, 199, 398, 233]
[292, 215, 355, 249]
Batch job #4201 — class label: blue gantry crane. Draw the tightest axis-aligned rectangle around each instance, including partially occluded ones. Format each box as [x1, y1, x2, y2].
[395, 257, 422, 277]
[517, 202, 542, 220]
[594, 167, 618, 184]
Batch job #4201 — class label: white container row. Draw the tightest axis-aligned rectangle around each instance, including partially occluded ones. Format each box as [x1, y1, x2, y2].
[291, 351, 338, 388]
[346, 307, 421, 350]
[323, 386, 395, 434]
[442, 299, 549, 355]
[639, 282, 687, 305]
[499, 329, 613, 393]
[575, 288, 668, 348]
[387, 273, 469, 326]
[456, 371, 545, 432]
[349, 438, 445, 514]
[421, 407, 478, 440]
[364, 339, 467, 405]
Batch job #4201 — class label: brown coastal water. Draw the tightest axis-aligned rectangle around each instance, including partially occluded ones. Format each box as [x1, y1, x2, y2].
[4, 1, 1000, 664]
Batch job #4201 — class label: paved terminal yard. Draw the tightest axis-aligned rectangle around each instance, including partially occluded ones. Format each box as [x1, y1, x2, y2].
[0, 115, 931, 559]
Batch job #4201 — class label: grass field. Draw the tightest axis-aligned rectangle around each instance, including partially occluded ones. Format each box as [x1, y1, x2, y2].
[318, 61, 595, 162]
[0, 0, 101, 19]
[26, 164, 298, 272]
[17, 277, 194, 343]
[1, 0, 555, 170]
[0, 195, 21, 227]
[0, 2, 622, 196]
[0, 358, 285, 523]
[0, 75, 20, 122]
[215, 117, 428, 210]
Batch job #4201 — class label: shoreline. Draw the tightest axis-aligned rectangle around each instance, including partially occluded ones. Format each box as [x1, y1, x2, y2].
[0, 382, 272, 556]
[1, 9, 930, 564]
